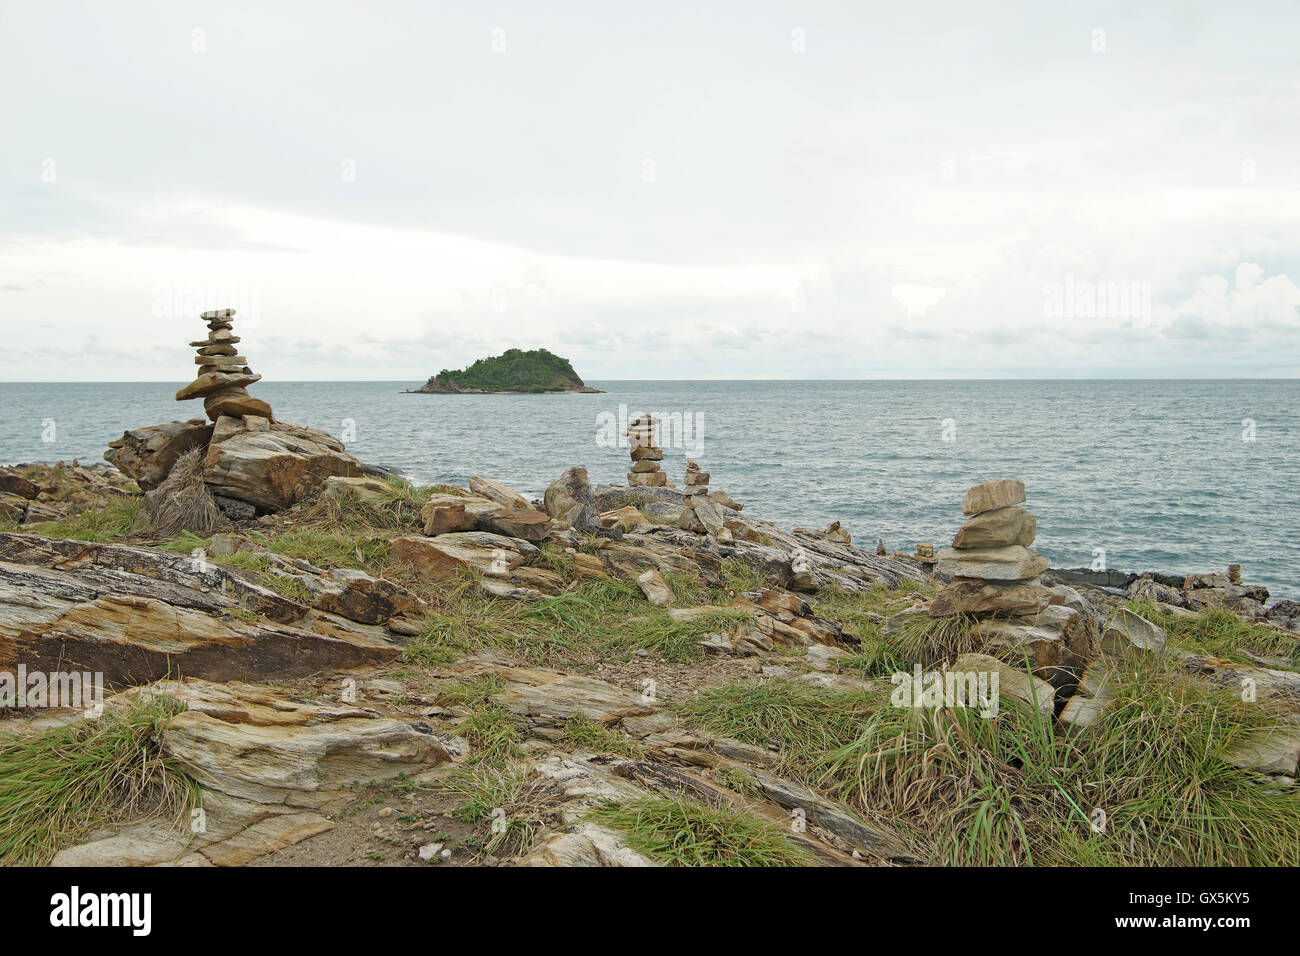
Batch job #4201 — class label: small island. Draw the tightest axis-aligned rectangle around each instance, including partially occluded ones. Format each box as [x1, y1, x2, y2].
[406, 348, 603, 394]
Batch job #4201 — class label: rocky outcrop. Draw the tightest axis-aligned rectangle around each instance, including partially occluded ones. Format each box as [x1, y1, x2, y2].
[0, 532, 414, 688]
[105, 419, 214, 491]
[203, 420, 362, 512]
[176, 309, 273, 421]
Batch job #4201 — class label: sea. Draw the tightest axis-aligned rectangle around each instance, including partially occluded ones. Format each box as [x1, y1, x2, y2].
[1, 379, 1296, 600]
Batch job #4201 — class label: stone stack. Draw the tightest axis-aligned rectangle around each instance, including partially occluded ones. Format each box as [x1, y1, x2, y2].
[625, 414, 667, 487]
[929, 478, 1099, 689]
[676, 460, 723, 534]
[176, 309, 274, 422]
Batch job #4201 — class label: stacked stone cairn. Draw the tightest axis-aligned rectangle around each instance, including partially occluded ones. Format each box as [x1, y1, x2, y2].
[625, 414, 667, 486]
[175, 309, 274, 421]
[929, 478, 1099, 691]
[676, 460, 725, 536]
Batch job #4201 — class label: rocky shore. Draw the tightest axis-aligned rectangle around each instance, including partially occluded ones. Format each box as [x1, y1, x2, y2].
[1, 317, 1297, 867]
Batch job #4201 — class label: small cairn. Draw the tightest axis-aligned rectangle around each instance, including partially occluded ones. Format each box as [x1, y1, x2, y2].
[935, 479, 1046, 583]
[676, 460, 711, 532]
[928, 479, 1097, 689]
[625, 414, 667, 487]
[175, 309, 274, 422]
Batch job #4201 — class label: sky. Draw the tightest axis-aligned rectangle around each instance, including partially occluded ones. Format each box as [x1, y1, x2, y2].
[2, 0, 1299, 381]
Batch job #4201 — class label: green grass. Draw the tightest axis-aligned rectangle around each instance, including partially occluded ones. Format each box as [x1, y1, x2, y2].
[588, 795, 814, 866]
[444, 762, 561, 858]
[434, 676, 522, 766]
[561, 713, 644, 758]
[23, 498, 143, 543]
[675, 679, 886, 782]
[0, 694, 199, 865]
[812, 582, 943, 676]
[406, 577, 751, 665]
[820, 660, 1300, 866]
[1128, 600, 1300, 666]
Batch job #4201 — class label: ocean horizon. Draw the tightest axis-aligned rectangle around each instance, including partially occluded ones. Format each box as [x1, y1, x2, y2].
[3, 378, 1297, 599]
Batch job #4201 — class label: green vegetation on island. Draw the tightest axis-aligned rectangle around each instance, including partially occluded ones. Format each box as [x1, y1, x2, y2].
[411, 348, 600, 394]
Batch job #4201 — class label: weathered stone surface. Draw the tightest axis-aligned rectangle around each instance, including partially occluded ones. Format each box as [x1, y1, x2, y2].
[0, 473, 39, 500]
[973, 603, 1097, 685]
[961, 478, 1026, 515]
[0, 537, 399, 688]
[951, 652, 1055, 721]
[468, 475, 531, 510]
[202, 421, 361, 511]
[390, 532, 538, 580]
[176, 371, 262, 401]
[308, 568, 426, 626]
[477, 506, 553, 542]
[152, 680, 451, 811]
[1100, 608, 1167, 661]
[488, 667, 659, 723]
[203, 387, 274, 422]
[692, 498, 726, 536]
[629, 446, 663, 462]
[952, 506, 1036, 549]
[418, 493, 500, 535]
[630, 459, 661, 474]
[935, 545, 1048, 581]
[1224, 716, 1300, 775]
[544, 466, 594, 522]
[637, 569, 674, 606]
[928, 579, 1061, 617]
[104, 419, 214, 491]
[628, 471, 669, 487]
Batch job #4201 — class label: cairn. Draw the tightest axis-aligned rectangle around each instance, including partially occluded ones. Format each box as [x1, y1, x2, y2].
[676, 460, 711, 532]
[929, 478, 1096, 688]
[175, 309, 274, 422]
[625, 414, 667, 487]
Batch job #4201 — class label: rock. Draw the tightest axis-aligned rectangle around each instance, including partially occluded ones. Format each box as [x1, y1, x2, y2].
[488, 666, 660, 723]
[321, 475, 391, 502]
[709, 489, 743, 511]
[544, 467, 596, 524]
[952, 506, 1036, 549]
[1265, 600, 1300, 632]
[929, 579, 1062, 617]
[599, 505, 643, 530]
[1127, 575, 1188, 608]
[637, 569, 675, 606]
[935, 545, 1048, 581]
[0, 473, 39, 500]
[214, 495, 258, 521]
[204, 388, 274, 422]
[1224, 717, 1300, 775]
[418, 493, 501, 535]
[202, 420, 362, 512]
[390, 532, 538, 580]
[629, 446, 663, 462]
[104, 419, 215, 491]
[476, 507, 553, 542]
[468, 475, 531, 510]
[950, 652, 1056, 721]
[0, 537, 399, 688]
[806, 644, 850, 671]
[692, 498, 726, 536]
[150, 680, 450, 811]
[628, 471, 669, 487]
[520, 825, 658, 867]
[961, 478, 1026, 516]
[175, 371, 262, 402]
[971, 604, 1097, 685]
[310, 568, 426, 626]
[1100, 608, 1167, 661]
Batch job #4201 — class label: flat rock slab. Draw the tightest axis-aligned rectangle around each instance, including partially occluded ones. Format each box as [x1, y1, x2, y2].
[961, 479, 1026, 516]
[104, 419, 214, 491]
[936, 545, 1048, 581]
[488, 667, 660, 724]
[391, 531, 537, 580]
[952, 506, 1036, 549]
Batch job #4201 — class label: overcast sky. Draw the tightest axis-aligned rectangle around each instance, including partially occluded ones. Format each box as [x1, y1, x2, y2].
[3, 0, 1299, 381]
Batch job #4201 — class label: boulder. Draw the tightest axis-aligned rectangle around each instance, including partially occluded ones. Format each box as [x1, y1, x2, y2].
[637, 569, 675, 606]
[0, 473, 39, 500]
[972, 604, 1097, 685]
[203, 387, 274, 422]
[544, 466, 596, 524]
[476, 506, 554, 542]
[1100, 608, 1167, 662]
[390, 532, 538, 580]
[104, 419, 215, 491]
[418, 493, 501, 535]
[961, 478, 1026, 515]
[202, 421, 362, 512]
[928, 579, 1062, 618]
[952, 506, 1036, 549]
[468, 475, 531, 510]
[935, 545, 1048, 581]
